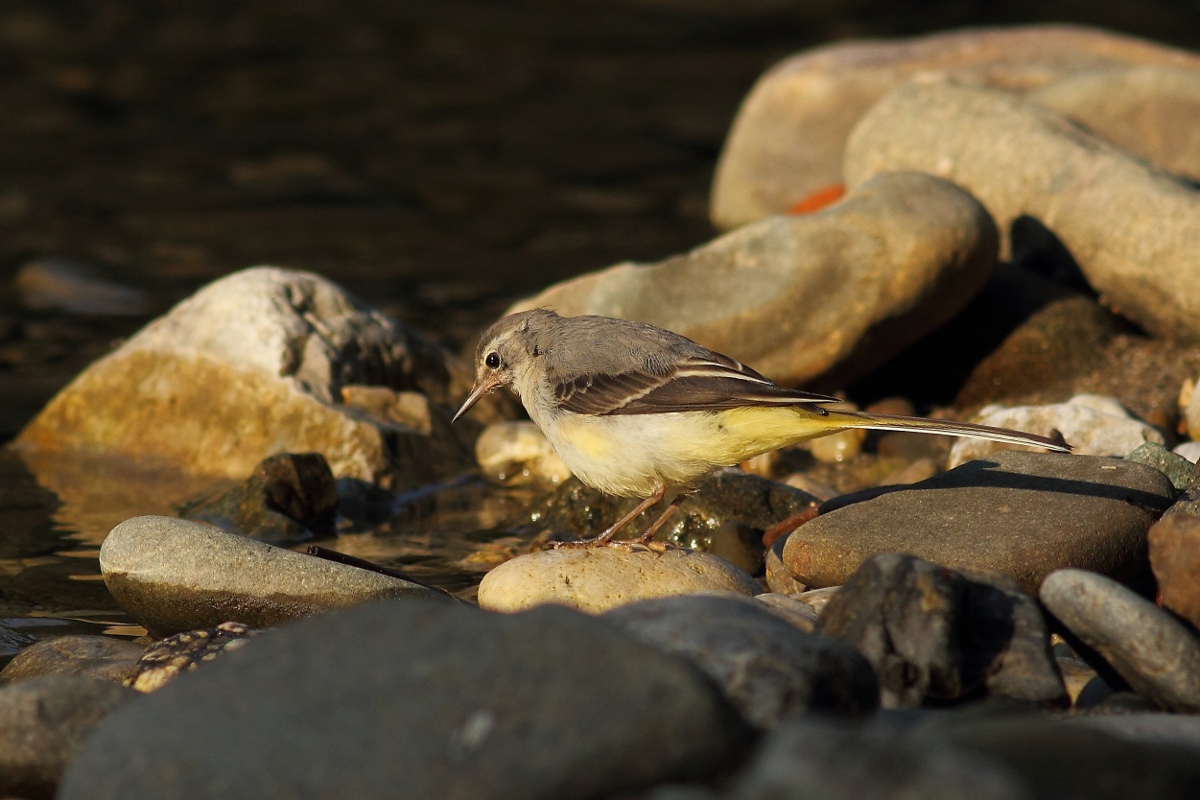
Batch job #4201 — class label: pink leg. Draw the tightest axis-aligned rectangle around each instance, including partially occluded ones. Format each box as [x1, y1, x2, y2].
[548, 485, 666, 549]
[626, 493, 687, 547]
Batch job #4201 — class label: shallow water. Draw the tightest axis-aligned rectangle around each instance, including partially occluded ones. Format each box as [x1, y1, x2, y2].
[0, 445, 543, 656]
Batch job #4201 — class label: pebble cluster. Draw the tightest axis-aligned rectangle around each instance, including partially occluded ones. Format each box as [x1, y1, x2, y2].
[3, 22, 1200, 800]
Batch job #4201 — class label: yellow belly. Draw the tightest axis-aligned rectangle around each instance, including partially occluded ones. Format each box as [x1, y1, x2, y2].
[539, 406, 839, 497]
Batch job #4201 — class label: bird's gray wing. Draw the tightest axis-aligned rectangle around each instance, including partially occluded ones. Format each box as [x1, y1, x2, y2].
[553, 354, 838, 415]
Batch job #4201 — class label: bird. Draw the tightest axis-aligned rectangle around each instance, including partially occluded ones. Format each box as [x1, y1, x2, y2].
[453, 309, 1071, 548]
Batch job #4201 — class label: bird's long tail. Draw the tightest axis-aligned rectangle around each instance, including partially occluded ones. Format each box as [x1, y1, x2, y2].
[822, 409, 1072, 452]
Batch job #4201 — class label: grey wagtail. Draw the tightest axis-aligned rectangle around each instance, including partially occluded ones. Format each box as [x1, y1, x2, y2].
[453, 309, 1071, 548]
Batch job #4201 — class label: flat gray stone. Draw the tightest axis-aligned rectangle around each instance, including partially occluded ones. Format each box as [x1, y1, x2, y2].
[101, 515, 448, 635]
[59, 601, 752, 800]
[783, 451, 1173, 594]
[1040, 568, 1200, 712]
[727, 716, 1032, 800]
[913, 713, 1200, 800]
[603, 594, 877, 727]
[1067, 713, 1200, 752]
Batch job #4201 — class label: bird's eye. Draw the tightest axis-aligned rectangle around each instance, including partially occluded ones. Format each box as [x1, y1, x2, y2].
[485, 352, 501, 369]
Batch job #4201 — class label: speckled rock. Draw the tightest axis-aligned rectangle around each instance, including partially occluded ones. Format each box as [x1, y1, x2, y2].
[509, 172, 997, 388]
[0, 675, 135, 799]
[1040, 569, 1200, 712]
[783, 451, 1172, 594]
[948, 395, 1163, 468]
[100, 515, 448, 636]
[844, 79, 1200, 341]
[59, 601, 752, 800]
[13, 266, 478, 489]
[0, 636, 145, 686]
[477, 548, 759, 614]
[129, 622, 259, 693]
[474, 420, 572, 486]
[711, 26, 1200, 229]
[1126, 442, 1194, 491]
[603, 594, 877, 727]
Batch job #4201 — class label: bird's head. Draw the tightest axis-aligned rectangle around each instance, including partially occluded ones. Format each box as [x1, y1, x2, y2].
[452, 309, 557, 422]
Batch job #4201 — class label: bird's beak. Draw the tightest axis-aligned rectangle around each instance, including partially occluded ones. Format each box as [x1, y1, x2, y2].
[452, 375, 501, 423]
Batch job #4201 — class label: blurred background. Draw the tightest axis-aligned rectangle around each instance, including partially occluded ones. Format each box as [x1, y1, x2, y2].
[1, 0, 1200, 441]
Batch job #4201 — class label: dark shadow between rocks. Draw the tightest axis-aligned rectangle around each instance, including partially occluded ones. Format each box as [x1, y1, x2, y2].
[1009, 215, 1092, 293]
[844, 262, 1093, 407]
[820, 458, 1175, 516]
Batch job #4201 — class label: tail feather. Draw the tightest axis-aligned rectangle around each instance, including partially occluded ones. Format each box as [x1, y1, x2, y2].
[828, 410, 1072, 452]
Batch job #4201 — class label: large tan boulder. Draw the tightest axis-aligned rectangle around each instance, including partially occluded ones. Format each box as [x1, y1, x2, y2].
[712, 26, 1200, 230]
[511, 171, 996, 388]
[14, 267, 476, 489]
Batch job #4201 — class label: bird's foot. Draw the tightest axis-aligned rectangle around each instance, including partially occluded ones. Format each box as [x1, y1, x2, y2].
[544, 536, 672, 552]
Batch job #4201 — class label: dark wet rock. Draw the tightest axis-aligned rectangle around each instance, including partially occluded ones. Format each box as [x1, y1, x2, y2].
[711, 26, 1200, 229]
[913, 713, 1200, 800]
[603, 594, 877, 727]
[816, 554, 1066, 708]
[1127, 442, 1194, 491]
[476, 547, 759, 614]
[333, 476, 396, 526]
[724, 715, 1032, 800]
[511, 172, 997, 388]
[1040, 569, 1200, 712]
[100, 515, 448, 636]
[129, 622, 259, 693]
[13, 267, 480, 490]
[178, 452, 338, 545]
[0, 635, 144, 686]
[0, 675, 135, 799]
[525, 469, 818, 555]
[784, 451, 1173, 594]
[845, 78, 1200, 342]
[59, 601, 753, 800]
[1149, 514, 1200, 629]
